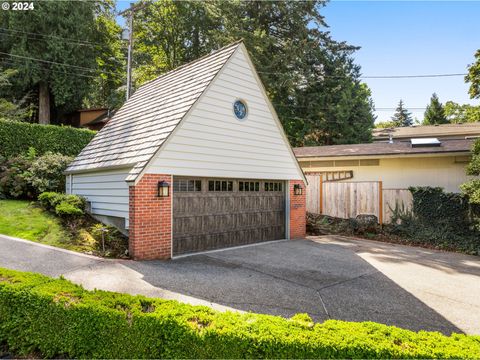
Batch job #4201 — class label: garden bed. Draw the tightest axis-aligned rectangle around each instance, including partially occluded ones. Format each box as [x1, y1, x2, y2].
[0, 200, 128, 258]
[307, 212, 480, 255]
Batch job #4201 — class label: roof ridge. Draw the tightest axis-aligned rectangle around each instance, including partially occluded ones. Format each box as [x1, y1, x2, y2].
[136, 39, 244, 90]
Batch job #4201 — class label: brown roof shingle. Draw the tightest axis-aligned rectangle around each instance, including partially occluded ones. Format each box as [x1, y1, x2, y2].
[294, 139, 474, 158]
[373, 122, 480, 140]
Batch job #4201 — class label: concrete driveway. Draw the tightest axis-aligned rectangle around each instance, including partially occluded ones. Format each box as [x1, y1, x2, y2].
[1, 234, 479, 335]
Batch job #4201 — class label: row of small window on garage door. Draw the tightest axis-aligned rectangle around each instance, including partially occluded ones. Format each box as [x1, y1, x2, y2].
[173, 178, 284, 193]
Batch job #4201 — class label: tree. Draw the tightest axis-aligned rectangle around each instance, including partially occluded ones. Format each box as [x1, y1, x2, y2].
[133, 0, 217, 85]
[391, 100, 413, 127]
[83, 1, 125, 110]
[423, 93, 448, 125]
[466, 49, 480, 99]
[132, 0, 375, 146]
[375, 120, 398, 129]
[0, 68, 34, 121]
[444, 101, 480, 123]
[0, 1, 124, 124]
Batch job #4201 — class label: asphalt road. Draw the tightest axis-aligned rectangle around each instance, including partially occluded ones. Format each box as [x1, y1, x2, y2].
[1, 234, 479, 335]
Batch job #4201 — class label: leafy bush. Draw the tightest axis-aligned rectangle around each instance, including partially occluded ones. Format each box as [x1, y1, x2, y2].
[0, 150, 73, 199]
[0, 119, 95, 158]
[38, 192, 85, 218]
[0, 153, 35, 199]
[0, 267, 478, 359]
[55, 202, 84, 218]
[24, 152, 73, 194]
[388, 187, 480, 254]
[461, 139, 480, 206]
[37, 191, 63, 211]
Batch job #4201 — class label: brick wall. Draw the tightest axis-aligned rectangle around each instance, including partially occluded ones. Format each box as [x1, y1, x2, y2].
[129, 174, 172, 260]
[289, 180, 306, 239]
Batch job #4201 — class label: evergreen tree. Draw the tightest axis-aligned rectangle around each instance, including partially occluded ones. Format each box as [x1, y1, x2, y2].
[0, 1, 123, 124]
[391, 100, 413, 127]
[423, 93, 448, 125]
[133, 0, 375, 146]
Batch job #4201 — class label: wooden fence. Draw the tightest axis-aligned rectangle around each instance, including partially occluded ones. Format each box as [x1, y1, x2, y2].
[305, 174, 412, 224]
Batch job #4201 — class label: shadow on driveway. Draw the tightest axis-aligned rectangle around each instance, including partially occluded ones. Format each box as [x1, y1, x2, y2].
[124, 239, 464, 335]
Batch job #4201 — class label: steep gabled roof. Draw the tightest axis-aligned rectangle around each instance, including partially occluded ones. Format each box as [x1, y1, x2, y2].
[65, 41, 242, 175]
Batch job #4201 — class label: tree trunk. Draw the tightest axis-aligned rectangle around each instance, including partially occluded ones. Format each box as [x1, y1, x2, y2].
[38, 82, 50, 124]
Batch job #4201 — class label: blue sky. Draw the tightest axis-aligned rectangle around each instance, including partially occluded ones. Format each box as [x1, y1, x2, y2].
[116, 1, 479, 122]
[322, 1, 479, 122]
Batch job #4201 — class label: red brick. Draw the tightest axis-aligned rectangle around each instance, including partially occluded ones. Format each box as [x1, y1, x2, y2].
[129, 174, 172, 260]
[289, 180, 306, 239]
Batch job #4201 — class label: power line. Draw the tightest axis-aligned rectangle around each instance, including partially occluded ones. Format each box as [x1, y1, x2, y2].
[362, 73, 467, 79]
[0, 52, 120, 77]
[258, 71, 467, 79]
[0, 58, 98, 79]
[272, 103, 428, 110]
[0, 27, 105, 48]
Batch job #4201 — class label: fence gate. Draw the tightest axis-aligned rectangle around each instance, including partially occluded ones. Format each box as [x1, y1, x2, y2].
[305, 174, 413, 224]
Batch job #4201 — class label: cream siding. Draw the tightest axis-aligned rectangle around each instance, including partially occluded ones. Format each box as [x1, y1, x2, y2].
[302, 155, 470, 193]
[145, 46, 302, 180]
[70, 168, 131, 220]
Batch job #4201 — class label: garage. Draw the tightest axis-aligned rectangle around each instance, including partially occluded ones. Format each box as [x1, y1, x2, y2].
[66, 41, 306, 260]
[172, 177, 286, 255]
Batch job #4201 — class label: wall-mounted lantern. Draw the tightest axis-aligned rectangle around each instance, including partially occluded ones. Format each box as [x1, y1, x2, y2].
[293, 184, 303, 196]
[157, 181, 170, 197]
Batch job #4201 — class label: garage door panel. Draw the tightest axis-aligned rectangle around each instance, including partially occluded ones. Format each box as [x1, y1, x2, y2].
[173, 177, 286, 256]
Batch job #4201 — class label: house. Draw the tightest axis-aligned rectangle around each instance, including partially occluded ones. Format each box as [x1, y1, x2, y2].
[373, 122, 480, 142]
[294, 138, 474, 222]
[65, 41, 307, 260]
[64, 108, 112, 131]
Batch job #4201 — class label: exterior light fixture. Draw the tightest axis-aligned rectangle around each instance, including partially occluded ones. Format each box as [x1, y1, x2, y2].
[157, 181, 170, 197]
[293, 184, 303, 196]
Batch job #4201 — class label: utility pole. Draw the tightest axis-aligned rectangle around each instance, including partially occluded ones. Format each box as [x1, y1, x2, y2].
[119, 2, 146, 101]
[126, 4, 133, 101]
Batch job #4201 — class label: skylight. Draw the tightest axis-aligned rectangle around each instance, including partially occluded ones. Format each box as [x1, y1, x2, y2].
[410, 138, 441, 147]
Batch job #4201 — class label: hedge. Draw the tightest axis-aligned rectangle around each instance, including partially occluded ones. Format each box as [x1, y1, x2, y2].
[0, 268, 479, 359]
[0, 119, 95, 158]
[388, 187, 480, 254]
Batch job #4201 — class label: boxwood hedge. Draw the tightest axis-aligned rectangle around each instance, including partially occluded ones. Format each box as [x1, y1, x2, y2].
[0, 268, 479, 359]
[0, 119, 95, 158]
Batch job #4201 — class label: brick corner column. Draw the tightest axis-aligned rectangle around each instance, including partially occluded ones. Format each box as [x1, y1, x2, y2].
[289, 179, 306, 239]
[129, 174, 172, 260]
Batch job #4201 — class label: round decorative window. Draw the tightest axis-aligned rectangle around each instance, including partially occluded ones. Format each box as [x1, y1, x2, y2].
[233, 100, 247, 120]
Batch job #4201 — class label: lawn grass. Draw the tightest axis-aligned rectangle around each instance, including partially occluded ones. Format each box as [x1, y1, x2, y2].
[0, 199, 91, 252]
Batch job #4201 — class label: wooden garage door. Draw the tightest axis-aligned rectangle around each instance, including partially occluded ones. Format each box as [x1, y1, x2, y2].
[172, 177, 285, 256]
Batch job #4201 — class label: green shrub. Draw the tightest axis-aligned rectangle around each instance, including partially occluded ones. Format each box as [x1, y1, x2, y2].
[0, 154, 34, 199]
[38, 192, 85, 219]
[37, 191, 63, 211]
[0, 267, 478, 359]
[0, 119, 95, 158]
[24, 152, 73, 194]
[0, 150, 73, 199]
[388, 187, 480, 254]
[55, 202, 84, 218]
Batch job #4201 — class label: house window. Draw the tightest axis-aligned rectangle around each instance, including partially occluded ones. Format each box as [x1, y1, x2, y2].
[173, 179, 202, 192]
[208, 180, 233, 192]
[239, 181, 260, 192]
[264, 182, 283, 191]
